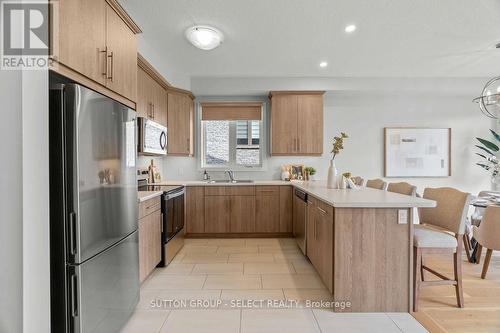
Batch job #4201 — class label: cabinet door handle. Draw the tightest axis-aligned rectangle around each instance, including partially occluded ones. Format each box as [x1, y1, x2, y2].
[148, 102, 153, 118]
[315, 219, 319, 240]
[297, 138, 300, 152]
[317, 207, 327, 215]
[100, 47, 107, 77]
[107, 51, 114, 81]
[152, 103, 155, 119]
[187, 138, 190, 152]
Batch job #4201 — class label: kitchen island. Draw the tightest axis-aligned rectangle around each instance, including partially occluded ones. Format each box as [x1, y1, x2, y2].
[152, 180, 435, 312]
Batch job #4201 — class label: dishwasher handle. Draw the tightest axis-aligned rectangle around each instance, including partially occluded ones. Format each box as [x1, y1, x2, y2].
[294, 189, 308, 202]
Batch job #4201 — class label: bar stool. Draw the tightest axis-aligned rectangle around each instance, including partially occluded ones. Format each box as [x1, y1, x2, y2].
[352, 176, 365, 186]
[387, 182, 417, 196]
[413, 187, 471, 311]
[366, 179, 387, 190]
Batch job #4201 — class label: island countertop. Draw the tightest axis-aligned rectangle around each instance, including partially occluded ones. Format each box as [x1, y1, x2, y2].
[148, 180, 435, 208]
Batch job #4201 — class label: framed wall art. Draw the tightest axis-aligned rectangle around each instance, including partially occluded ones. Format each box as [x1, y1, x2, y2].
[384, 127, 451, 177]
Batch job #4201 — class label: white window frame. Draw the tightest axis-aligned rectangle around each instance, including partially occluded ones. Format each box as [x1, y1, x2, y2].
[201, 119, 264, 170]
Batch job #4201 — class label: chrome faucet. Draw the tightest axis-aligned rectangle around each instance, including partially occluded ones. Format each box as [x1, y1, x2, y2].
[225, 170, 235, 182]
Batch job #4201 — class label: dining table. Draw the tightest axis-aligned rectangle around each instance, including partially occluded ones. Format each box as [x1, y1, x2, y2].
[469, 193, 500, 263]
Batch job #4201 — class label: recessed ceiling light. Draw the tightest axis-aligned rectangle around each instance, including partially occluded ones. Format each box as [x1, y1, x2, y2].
[319, 61, 328, 68]
[344, 24, 357, 33]
[185, 25, 224, 50]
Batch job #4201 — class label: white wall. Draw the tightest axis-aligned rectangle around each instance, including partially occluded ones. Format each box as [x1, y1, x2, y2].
[137, 36, 191, 91]
[159, 80, 492, 195]
[0, 65, 23, 333]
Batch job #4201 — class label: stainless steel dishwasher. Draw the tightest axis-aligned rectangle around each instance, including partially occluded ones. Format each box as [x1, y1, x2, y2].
[293, 188, 308, 254]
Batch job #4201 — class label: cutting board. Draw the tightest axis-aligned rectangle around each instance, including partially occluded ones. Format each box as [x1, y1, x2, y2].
[148, 159, 161, 183]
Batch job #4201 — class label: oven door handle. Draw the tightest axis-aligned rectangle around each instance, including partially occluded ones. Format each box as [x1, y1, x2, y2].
[164, 188, 185, 200]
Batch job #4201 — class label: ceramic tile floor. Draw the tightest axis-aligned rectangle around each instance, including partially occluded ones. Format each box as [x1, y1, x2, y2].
[120, 238, 427, 333]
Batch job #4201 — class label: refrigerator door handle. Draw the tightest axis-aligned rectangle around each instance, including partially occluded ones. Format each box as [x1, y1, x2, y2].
[69, 212, 77, 256]
[70, 273, 79, 317]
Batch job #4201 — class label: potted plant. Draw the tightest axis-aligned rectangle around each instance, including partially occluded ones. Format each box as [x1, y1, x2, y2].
[475, 129, 500, 186]
[328, 132, 348, 189]
[304, 167, 317, 181]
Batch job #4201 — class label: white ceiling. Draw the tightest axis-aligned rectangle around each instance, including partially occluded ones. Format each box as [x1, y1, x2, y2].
[120, 0, 500, 80]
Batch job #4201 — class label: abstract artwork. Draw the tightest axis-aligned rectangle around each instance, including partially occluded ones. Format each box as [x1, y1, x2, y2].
[384, 128, 451, 177]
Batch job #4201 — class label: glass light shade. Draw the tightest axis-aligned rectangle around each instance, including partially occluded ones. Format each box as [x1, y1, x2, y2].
[474, 76, 500, 118]
[185, 25, 224, 50]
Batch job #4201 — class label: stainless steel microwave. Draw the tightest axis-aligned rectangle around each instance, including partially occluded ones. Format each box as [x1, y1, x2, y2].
[137, 117, 167, 155]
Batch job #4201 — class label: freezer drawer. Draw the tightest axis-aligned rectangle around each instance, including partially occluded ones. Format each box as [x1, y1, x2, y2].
[69, 231, 139, 333]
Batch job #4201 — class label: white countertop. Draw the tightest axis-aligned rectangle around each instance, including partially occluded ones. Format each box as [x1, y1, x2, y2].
[149, 180, 289, 186]
[146, 180, 435, 208]
[292, 181, 435, 208]
[138, 190, 163, 203]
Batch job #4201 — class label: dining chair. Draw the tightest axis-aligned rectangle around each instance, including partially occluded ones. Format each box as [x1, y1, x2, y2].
[352, 176, 365, 186]
[366, 178, 387, 190]
[473, 206, 500, 279]
[387, 182, 417, 196]
[464, 191, 499, 262]
[413, 187, 472, 311]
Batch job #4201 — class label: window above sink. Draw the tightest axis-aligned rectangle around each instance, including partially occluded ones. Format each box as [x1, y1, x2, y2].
[200, 102, 265, 170]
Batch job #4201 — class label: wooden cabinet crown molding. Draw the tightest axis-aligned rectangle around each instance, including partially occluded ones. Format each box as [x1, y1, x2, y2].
[268, 90, 325, 98]
[137, 53, 195, 100]
[105, 0, 142, 34]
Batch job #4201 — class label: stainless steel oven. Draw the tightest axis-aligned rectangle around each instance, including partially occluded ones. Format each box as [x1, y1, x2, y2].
[137, 117, 167, 155]
[161, 187, 185, 266]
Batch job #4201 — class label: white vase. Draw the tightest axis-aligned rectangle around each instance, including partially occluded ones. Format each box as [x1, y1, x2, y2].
[339, 176, 347, 189]
[327, 160, 338, 189]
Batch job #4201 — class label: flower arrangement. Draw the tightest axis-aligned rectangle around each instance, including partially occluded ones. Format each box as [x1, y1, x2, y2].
[476, 129, 500, 183]
[331, 132, 348, 160]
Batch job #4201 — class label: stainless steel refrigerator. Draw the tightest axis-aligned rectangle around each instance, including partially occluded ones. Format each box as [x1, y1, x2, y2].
[49, 81, 139, 333]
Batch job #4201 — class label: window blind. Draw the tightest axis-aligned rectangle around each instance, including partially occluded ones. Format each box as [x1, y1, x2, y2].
[201, 102, 262, 121]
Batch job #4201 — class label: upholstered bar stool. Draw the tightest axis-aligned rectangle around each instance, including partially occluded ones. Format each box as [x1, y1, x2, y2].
[413, 187, 472, 311]
[473, 206, 500, 279]
[352, 176, 365, 186]
[387, 182, 417, 196]
[366, 178, 387, 190]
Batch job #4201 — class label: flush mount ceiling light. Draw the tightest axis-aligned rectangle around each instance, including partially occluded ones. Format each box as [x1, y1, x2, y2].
[185, 25, 224, 50]
[344, 24, 357, 33]
[319, 61, 328, 68]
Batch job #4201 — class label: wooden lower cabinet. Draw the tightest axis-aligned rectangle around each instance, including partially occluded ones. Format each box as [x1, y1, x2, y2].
[279, 186, 293, 233]
[186, 187, 205, 233]
[204, 196, 230, 233]
[138, 207, 161, 283]
[307, 197, 333, 292]
[255, 186, 280, 232]
[229, 196, 256, 233]
[185, 185, 292, 236]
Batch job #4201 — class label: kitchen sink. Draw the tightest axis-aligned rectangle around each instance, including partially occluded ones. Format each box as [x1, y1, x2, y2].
[206, 179, 254, 184]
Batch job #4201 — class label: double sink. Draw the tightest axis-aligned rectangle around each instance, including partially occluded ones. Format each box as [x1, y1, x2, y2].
[205, 170, 254, 184]
[206, 179, 254, 184]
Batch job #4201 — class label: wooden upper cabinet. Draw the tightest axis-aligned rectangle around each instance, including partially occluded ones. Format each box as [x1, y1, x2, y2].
[51, 0, 140, 106]
[136, 66, 167, 127]
[269, 91, 324, 156]
[55, 0, 107, 85]
[270, 94, 298, 154]
[105, 3, 137, 102]
[167, 92, 194, 156]
[136, 66, 154, 119]
[297, 94, 323, 154]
